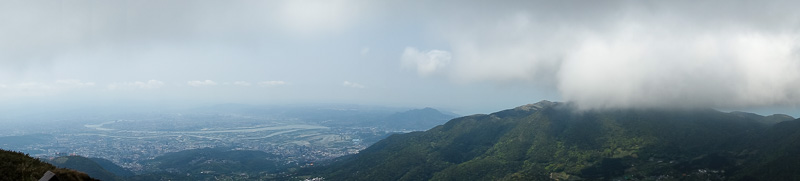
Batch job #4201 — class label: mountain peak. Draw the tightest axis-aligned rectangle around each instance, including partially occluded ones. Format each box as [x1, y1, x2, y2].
[514, 100, 559, 111]
[417, 107, 440, 112]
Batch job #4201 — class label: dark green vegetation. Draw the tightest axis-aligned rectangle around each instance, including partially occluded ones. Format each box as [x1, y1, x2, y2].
[5, 147, 292, 180]
[313, 101, 799, 180]
[42, 147, 291, 180]
[131, 147, 288, 180]
[89, 157, 135, 178]
[48, 156, 123, 181]
[0, 149, 97, 181]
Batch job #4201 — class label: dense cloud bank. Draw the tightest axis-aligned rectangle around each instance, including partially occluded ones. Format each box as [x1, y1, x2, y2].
[404, 0, 800, 109]
[1, 0, 798, 110]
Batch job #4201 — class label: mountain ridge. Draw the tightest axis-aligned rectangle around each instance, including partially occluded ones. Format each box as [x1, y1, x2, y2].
[311, 100, 800, 180]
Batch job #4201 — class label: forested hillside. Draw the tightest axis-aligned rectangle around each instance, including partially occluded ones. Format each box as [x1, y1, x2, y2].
[314, 101, 799, 180]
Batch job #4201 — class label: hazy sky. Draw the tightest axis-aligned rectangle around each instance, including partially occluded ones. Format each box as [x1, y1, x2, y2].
[1, 0, 799, 116]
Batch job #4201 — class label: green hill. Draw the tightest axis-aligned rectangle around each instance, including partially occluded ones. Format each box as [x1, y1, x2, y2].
[313, 101, 800, 180]
[0, 149, 97, 181]
[89, 157, 135, 177]
[48, 156, 122, 181]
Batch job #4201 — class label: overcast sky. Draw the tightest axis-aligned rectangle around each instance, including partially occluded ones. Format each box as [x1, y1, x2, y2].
[1, 0, 799, 116]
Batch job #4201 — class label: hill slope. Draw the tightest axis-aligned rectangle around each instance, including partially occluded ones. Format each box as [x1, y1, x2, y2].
[0, 149, 97, 181]
[89, 157, 135, 177]
[48, 156, 122, 181]
[315, 101, 800, 180]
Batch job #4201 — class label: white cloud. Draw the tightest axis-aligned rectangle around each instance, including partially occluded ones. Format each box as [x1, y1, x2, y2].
[426, 10, 800, 109]
[401, 47, 452, 77]
[56, 79, 95, 88]
[556, 27, 800, 109]
[107, 80, 165, 90]
[342, 81, 365, 89]
[2, 0, 799, 111]
[233, 81, 252, 86]
[15, 82, 53, 91]
[258, 81, 286, 87]
[187, 80, 218, 87]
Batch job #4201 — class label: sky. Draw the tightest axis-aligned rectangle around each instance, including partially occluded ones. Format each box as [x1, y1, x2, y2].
[1, 0, 799, 117]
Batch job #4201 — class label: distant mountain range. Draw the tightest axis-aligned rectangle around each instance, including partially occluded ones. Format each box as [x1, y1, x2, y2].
[189, 104, 458, 131]
[310, 101, 799, 180]
[375, 107, 459, 131]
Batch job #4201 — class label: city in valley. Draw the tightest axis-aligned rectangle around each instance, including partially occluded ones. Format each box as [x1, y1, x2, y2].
[0, 104, 453, 174]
